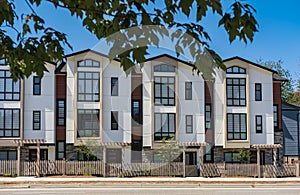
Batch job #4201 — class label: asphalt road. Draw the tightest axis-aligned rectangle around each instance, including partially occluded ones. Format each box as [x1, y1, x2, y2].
[1, 187, 300, 195]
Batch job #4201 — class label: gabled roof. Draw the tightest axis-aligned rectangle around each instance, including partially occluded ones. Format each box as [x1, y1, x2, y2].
[145, 54, 195, 68]
[282, 102, 300, 110]
[55, 61, 66, 74]
[64, 49, 121, 62]
[273, 73, 289, 82]
[64, 49, 104, 58]
[63, 50, 288, 82]
[223, 56, 277, 74]
[64, 50, 196, 68]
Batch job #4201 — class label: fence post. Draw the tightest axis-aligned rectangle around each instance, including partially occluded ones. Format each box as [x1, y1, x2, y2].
[63, 159, 66, 176]
[36, 143, 40, 177]
[103, 147, 106, 177]
[17, 144, 21, 176]
[296, 163, 300, 177]
[257, 148, 261, 178]
[183, 150, 186, 177]
[122, 146, 125, 176]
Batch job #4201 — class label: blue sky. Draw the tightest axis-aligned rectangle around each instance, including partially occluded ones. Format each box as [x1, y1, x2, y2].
[15, 1, 300, 81]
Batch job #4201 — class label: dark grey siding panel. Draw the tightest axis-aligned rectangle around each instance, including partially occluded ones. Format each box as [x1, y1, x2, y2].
[282, 103, 300, 156]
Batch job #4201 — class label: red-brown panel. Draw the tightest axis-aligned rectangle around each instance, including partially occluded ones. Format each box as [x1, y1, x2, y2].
[273, 82, 282, 129]
[131, 77, 142, 99]
[56, 126, 66, 140]
[205, 81, 212, 103]
[56, 75, 66, 99]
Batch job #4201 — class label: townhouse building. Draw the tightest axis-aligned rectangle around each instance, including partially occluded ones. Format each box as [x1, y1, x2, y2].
[282, 102, 300, 164]
[0, 50, 285, 167]
[0, 58, 56, 161]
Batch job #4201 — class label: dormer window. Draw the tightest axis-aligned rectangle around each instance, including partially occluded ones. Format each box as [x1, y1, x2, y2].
[226, 66, 246, 74]
[77, 59, 100, 67]
[154, 64, 175, 72]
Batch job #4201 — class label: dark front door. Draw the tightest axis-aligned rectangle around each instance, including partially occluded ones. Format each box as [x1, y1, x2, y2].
[185, 152, 198, 177]
[29, 149, 48, 161]
[106, 148, 122, 163]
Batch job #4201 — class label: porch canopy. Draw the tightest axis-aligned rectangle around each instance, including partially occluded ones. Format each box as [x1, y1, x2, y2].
[252, 144, 282, 178]
[13, 139, 46, 177]
[99, 142, 131, 147]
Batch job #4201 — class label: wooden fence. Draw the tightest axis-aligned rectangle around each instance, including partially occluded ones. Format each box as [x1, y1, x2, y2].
[0, 160, 17, 175]
[0, 160, 297, 177]
[262, 164, 296, 178]
[199, 163, 296, 178]
[0, 160, 183, 177]
[225, 164, 257, 177]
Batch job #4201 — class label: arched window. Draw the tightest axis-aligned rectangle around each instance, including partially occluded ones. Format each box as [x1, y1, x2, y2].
[77, 59, 100, 67]
[154, 64, 175, 72]
[226, 66, 246, 74]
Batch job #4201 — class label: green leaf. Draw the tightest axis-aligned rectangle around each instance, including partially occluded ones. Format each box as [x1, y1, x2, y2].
[179, 0, 194, 16]
[22, 23, 31, 36]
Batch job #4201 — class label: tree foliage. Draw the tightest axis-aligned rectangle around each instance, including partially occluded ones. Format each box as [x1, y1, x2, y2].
[236, 149, 249, 163]
[155, 137, 181, 163]
[1, 0, 258, 80]
[74, 140, 103, 161]
[258, 59, 296, 104]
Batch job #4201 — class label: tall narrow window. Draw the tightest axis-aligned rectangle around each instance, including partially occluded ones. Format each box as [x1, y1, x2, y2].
[154, 113, 176, 140]
[77, 109, 99, 137]
[132, 100, 140, 125]
[33, 76, 41, 95]
[204, 145, 213, 163]
[57, 100, 65, 126]
[186, 115, 193, 133]
[0, 109, 20, 137]
[33, 111, 41, 130]
[111, 77, 118, 96]
[77, 72, 99, 102]
[227, 113, 247, 140]
[273, 105, 278, 128]
[255, 83, 262, 101]
[256, 115, 262, 133]
[226, 78, 246, 106]
[111, 111, 118, 130]
[154, 77, 175, 106]
[185, 82, 192, 100]
[56, 141, 65, 160]
[205, 104, 211, 129]
[0, 70, 20, 100]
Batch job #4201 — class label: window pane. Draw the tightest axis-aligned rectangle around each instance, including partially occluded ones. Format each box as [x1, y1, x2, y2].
[169, 114, 175, 132]
[78, 72, 100, 102]
[85, 60, 92, 66]
[155, 114, 161, 133]
[77, 109, 100, 136]
[227, 113, 247, 140]
[154, 113, 176, 140]
[154, 76, 175, 106]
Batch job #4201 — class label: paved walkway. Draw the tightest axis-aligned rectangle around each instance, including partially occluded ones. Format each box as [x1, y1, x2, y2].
[1, 176, 300, 184]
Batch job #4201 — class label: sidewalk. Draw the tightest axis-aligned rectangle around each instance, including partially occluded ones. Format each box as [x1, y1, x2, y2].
[1, 176, 300, 186]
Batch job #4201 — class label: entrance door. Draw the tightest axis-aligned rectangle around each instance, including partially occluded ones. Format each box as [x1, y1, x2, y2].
[29, 149, 48, 161]
[185, 152, 198, 176]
